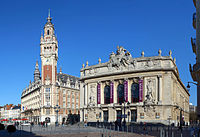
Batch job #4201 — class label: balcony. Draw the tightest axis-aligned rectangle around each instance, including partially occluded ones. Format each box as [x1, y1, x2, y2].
[193, 13, 196, 29]
[193, 0, 196, 8]
[191, 37, 196, 54]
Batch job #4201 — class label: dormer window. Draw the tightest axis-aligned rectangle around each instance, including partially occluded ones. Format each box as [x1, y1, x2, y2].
[47, 30, 50, 35]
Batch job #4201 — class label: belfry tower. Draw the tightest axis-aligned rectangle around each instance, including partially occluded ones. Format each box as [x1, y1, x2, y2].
[40, 11, 58, 122]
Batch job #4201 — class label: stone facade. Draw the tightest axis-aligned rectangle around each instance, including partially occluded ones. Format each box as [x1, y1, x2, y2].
[80, 46, 190, 125]
[0, 105, 21, 120]
[21, 13, 80, 124]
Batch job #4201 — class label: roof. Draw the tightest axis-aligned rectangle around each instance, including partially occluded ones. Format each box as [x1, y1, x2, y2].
[57, 73, 79, 86]
[12, 106, 21, 110]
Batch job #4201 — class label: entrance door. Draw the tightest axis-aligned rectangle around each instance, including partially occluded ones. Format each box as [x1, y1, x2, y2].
[131, 110, 137, 122]
[45, 117, 51, 123]
[117, 110, 122, 122]
[103, 111, 108, 122]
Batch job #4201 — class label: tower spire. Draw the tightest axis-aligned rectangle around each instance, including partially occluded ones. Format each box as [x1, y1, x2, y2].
[48, 9, 51, 18]
[47, 9, 52, 23]
[34, 60, 40, 82]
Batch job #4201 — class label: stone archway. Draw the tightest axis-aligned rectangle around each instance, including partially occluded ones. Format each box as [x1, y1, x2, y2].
[45, 117, 50, 123]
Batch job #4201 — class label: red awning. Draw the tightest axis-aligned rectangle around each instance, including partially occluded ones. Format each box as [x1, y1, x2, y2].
[21, 118, 28, 121]
[12, 119, 18, 121]
[1, 119, 8, 121]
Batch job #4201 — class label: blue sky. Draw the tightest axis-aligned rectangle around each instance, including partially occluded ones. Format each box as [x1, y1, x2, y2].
[0, 0, 197, 106]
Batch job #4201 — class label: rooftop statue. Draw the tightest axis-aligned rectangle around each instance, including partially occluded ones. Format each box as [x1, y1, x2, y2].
[108, 46, 135, 70]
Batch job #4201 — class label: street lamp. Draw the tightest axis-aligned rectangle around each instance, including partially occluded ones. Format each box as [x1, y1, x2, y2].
[187, 81, 198, 91]
[120, 99, 130, 131]
[54, 104, 60, 126]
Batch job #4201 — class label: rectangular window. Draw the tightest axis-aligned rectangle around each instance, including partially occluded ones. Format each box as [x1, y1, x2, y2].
[46, 109, 50, 115]
[67, 103, 70, 107]
[63, 95, 66, 101]
[63, 94, 66, 107]
[76, 98, 79, 104]
[63, 101, 66, 107]
[72, 103, 74, 108]
[131, 110, 137, 122]
[45, 94, 50, 102]
[45, 88, 50, 93]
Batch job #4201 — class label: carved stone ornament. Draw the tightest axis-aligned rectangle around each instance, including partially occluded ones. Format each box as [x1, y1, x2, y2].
[88, 84, 97, 107]
[143, 78, 156, 113]
[108, 46, 136, 70]
[140, 60, 161, 69]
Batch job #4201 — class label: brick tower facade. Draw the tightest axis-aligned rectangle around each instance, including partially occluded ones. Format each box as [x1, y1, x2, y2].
[40, 12, 58, 122]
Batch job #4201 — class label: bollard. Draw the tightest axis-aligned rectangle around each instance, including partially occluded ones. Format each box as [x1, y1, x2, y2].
[103, 125, 105, 137]
[109, 124, 111, 137]
[160, 128, 162, 137]
[117, 126, 119, 137]
[172, 130, 174, 137]
[163, 129, 165, 137]
[166, 130, 168, 137]
[30, 125, 32, 134]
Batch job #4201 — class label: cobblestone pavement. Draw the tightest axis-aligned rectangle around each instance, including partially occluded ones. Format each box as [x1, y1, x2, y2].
[0, 125, 154, 137]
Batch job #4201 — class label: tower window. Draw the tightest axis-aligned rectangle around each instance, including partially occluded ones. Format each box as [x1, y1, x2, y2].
[47, 30, 50, 35]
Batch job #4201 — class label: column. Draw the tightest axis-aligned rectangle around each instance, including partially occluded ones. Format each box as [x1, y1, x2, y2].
[113, 80, 117, 103]
[85, 84, 88, 106]
[158, 75, 162, 104]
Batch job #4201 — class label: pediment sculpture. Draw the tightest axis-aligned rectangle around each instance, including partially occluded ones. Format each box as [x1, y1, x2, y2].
[108, 46, 136, 70]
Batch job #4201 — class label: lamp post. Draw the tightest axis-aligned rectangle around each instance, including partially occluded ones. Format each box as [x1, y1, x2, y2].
[187, 81, 198, 89]
[54, 104, 60, 126]
[187, 82, 200, 119]
[120, 99, 130, 131]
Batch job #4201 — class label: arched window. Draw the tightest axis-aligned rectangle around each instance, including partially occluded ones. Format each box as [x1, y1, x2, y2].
[117, 84, 124, 104]
[45, 117, 51, 123]
[47, 30, 50, 35]
[131, 83, 139, 103]
[104, 85, 110, 104]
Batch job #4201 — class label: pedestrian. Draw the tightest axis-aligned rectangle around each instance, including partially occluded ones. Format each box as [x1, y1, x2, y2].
[97, 120, 99, 128]
[84, 120, 87, 127]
